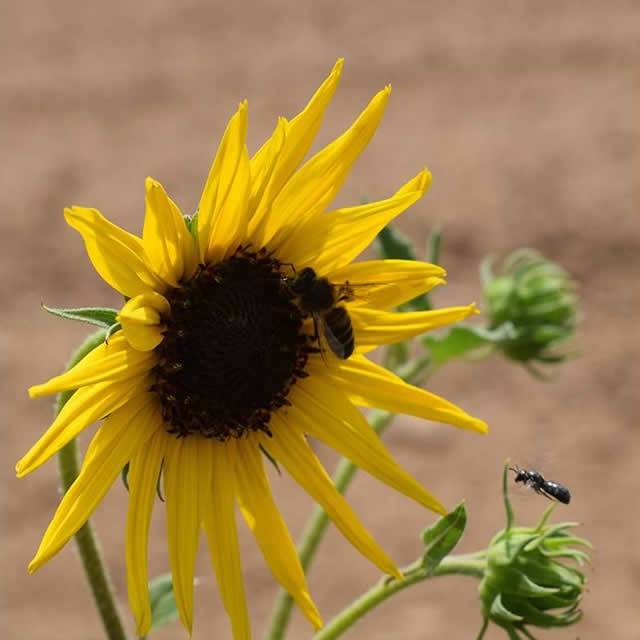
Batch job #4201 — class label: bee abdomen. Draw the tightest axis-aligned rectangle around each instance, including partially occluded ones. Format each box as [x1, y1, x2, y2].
[324, 307, 354, 359]
[544, 481, 571, 504]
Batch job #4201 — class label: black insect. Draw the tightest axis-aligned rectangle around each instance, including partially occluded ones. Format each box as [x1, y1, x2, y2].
[509, 466, 571, 504]
[287, 267, 355, 359]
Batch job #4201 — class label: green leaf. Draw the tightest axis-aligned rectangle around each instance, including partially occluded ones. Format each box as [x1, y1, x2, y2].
[422, 325, 503, 367]
[425, 226, 441, 266]
[423, 324, 514, 367]
[420, 502, 467, 575]
[149, 573, 179, 631]
[375, 224, 417, 261]
[42, 304, 118, 329]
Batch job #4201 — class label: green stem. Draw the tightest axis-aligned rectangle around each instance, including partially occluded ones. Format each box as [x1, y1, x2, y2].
[311, 552, 487, 640]
[264, 354, 432, 640]
[55, 330, 129, 640]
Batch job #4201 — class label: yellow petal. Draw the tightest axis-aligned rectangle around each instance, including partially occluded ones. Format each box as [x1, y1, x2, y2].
[126, 426, 168, 636]
[203, 440, 251, 640]
[249, 59, 343, 244]
[320, 355, 488, 433]
[143, 177, 198, 285]
[64, 206, 165, 298]
[197, 101, 251, 264]
[28, 395, 160, 573]
[247, 117, 287, 218]
[263, 415, 401, 579]
[234, 436, 322, 630]
[265, 86, 391, 255]
[289, 379, 445, 514]
[351, 304, 479, 346]
[118, 291, 170, 351]
[281, 169, 431, 271]
[28, 333, 154, 398]
[164, 436, 201, 635]
[326, 259, 446, 310]
[17, 377, 149, 477]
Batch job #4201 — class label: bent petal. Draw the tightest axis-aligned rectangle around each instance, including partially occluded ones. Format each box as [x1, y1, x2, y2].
[351, 304, 479, 347]
[264, 86, 392, 254]
[321, 355, 488, 433]
[283, 169, 432, 272]
[326, 259, 446, 310]
[289, 378, 445, 514]
[143, 177, 198, 285]
[197, 101, 251, 264]
[164, 436, 201, 634]
[263, 415, 401, 579]
[28, 333, 154, 398]
[203, 441, 251, 640]
[28, 395, 160, 573]
[248, 59, 343, 244]
[64, 207, 165, 298]
[118, 291, 170, 351]
[234, 436, 322, 630]
[126, 424, 168, 636]
[17, 377, 148, 477]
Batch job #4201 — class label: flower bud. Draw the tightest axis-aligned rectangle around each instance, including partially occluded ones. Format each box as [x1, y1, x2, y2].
[476, 464, 591, 639]
[482, 249, 579, 366]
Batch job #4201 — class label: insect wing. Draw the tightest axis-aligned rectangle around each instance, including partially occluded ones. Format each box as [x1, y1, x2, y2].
[321, 318, 348, 359]
[318, 308, 354, 360]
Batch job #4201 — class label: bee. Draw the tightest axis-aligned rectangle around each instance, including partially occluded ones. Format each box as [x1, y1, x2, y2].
[287, 267, 355, 359]
[509, 466, 571, 504]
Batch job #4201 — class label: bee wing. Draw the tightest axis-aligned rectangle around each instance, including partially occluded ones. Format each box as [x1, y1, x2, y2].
[331, 282, 392, 305]
[320, 317, 349, 359]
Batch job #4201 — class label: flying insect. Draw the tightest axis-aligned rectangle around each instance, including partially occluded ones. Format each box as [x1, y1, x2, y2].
[509, 466, 571, 504]
[287, 267, 355, 360]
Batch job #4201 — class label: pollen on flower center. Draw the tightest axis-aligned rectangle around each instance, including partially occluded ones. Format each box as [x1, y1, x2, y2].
[152, 247, 312, 440]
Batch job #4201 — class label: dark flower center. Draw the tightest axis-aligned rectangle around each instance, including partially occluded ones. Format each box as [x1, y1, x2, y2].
[152, 247, 313, 440]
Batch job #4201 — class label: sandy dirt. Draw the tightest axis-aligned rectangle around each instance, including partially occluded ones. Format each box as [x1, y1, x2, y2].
[2, 1, 639, 639]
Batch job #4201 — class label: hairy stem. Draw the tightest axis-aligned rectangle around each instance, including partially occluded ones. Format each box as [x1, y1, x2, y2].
[311, 553, 487, 640]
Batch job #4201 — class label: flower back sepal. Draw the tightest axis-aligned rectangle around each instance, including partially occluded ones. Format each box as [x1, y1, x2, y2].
[42, 304, 119, 329]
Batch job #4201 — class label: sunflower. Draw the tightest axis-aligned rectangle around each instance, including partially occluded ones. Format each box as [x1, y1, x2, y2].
[18, 59, 487, 639]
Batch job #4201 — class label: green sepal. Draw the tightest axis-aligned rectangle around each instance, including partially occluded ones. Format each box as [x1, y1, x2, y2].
[185, 211, 199, 244]
[490, 593, 523, 623]
[121, 462, 130, 492]
[156, 459, 165, 502]
[105, 322, 122, 342]
[420, 502, 467, 575]
[148, 573, 179, 631]
[42, 304, 118, 329]
[260, 443, 281, 475]
[423, 324, 515, 367]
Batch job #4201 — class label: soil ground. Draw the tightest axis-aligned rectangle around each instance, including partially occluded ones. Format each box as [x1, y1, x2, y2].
[2, 2, 639, 639]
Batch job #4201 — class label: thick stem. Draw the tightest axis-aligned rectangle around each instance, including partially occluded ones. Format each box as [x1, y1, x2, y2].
[311, 553, 487, 640]
[55, 330, 129, 640]
[264, 354, 431, 640]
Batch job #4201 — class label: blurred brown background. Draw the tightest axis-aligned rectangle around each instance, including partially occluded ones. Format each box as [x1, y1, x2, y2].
[2, 1, 639, 639]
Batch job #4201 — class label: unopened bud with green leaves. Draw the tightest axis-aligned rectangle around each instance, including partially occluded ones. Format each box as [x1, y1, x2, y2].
[476, 463, 591, 639]
[481, 249, 580, 367]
